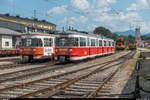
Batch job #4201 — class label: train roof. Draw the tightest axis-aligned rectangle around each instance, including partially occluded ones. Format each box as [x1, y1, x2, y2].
[57, 31, 114, 41]
[22, 32, 55, 37]
[0, 27, 22, 36]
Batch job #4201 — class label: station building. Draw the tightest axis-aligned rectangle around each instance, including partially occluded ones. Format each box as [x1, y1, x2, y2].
[0, 13, 56, 34]
[0, 13, 56, 50]
[0, 27, 21, 49]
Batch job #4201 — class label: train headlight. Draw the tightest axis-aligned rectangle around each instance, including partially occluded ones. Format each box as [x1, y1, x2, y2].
[20, 49, 23, 53]
[32, 49, 36, 52]
[55, 49, 58, 53]
[69, 49, 72, 53]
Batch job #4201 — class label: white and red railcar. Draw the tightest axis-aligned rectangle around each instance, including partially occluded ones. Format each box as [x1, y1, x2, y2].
[55, 31, 115, 61]
[20, 33, 55, 62]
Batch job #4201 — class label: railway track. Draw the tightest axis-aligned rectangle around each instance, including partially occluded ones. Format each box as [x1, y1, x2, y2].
[0, 58, 55, 70]
[0, 52, 125, 84]
[0, 51, 136, 98]
[0, 56, 20, 62]
[41, 51, 136, 98]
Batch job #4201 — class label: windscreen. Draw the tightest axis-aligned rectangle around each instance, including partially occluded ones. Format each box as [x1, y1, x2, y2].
[56, 37, 78, 47]
[22, 38, 43, 47]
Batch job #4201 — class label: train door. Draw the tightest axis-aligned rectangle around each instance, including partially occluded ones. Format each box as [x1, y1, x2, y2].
[89, 38, 92, 57]
[43, 37, 54, 57]
[87, 38, 90, 57]
[89, 38, 96, 57]
[103, 40, 107, 54]
[98, 39, 103, 55]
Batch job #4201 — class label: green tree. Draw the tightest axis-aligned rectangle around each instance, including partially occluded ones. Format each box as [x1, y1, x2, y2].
[94, 26, 112, 37]
[111, 33, 118, 41]
[141, 36, 150, 40]
[93, 26, 119, 40]
[127, 35, 136, 44]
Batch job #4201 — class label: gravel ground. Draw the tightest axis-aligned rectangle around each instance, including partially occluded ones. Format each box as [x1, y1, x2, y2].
[0, 61, 14, 65]
[0, 62, 51, 75]
[0, 52, 129, 89]
[107, 50, 139, 98]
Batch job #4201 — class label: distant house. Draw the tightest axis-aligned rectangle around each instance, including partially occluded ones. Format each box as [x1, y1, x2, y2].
[142, 40, 150, 47]
[0, 27, 22, 49]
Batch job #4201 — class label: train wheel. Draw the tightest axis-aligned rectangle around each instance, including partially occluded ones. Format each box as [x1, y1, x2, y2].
[21, 56, 33, 63]
[28, 56, 33, 63]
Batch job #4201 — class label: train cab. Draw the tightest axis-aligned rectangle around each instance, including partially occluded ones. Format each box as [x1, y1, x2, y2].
[20, 33, 55, 62]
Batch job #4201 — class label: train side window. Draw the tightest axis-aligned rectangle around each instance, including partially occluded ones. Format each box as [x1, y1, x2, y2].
[112, 42, 114, 46]
[110, 41, 112, 46]
[104, 41, 106, 46]
[74, 38, 79, 47]
[80, 37, 86, 47]
[109, 41, 111, 46]
[99, 40, 102, 47]
[87, 38, 90, 46]
[107, 41, 109, 46]
[27, 39, 32, 47]
[37, 39, 43, 47]
[96, 39, 98, 47]
[91, 39, 96, 47]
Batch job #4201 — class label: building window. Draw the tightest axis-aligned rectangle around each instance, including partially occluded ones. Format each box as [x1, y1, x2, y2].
[5, 42, 9, 46]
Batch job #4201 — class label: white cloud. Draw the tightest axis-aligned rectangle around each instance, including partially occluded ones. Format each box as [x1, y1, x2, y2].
[126, 3, 137, 11]
[93, 11, 143, 32]
[93, 0, 117, 8]
[79, 16, 88, 23]
[47, 5, 67, 15]
[87, 24, 97, 31]
[107, 0, 117, 4]
[70, 17, 77, 25]
[61, 17, 77, 25]
[53, 0, 150, 34]
[138, 21, 150, 33]
[71, 0, 90, 10]
[126, 0, 150, 11]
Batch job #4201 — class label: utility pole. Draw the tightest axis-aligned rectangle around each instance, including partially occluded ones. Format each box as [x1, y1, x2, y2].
[11, 0, 15, 15]
[135, 27, 141, 47]
[34, 9, 36, 19]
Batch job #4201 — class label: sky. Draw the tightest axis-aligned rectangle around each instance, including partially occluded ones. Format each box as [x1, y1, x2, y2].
[0, 0, 150, 34]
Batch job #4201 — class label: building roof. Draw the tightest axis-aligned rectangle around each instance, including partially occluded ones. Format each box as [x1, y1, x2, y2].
[0, 27, 22, 36]
[0, 14, 56, 26]
[22, 32, 55, 37]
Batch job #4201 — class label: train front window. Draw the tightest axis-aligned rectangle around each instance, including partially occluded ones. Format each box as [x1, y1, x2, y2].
[22, 38, 43, 47]
[56, 37, 78, 47]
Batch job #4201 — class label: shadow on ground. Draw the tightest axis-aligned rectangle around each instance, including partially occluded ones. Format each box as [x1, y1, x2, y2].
[119, 58, 150, 98]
